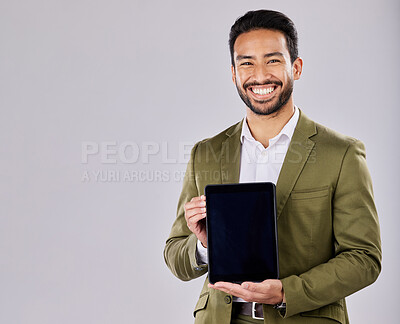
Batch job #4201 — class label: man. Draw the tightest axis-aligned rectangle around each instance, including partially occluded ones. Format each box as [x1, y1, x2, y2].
[164, 9, 381, 324]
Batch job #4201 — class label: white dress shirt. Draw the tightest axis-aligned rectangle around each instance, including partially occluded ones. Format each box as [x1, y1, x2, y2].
[196, 107, 300, 301]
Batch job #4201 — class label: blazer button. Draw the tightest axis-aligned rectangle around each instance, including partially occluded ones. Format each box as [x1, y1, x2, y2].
[224, 295, 232, 304]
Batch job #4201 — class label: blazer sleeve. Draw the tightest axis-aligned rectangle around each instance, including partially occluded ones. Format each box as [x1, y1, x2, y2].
[163, 142, 208, 281]
[281, 140, 382, 317]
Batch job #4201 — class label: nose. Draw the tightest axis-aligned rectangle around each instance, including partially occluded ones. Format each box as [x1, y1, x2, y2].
[253, 63, 272, 83]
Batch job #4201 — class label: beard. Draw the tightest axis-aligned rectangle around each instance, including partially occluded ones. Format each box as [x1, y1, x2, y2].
[235, 78, 294, 116]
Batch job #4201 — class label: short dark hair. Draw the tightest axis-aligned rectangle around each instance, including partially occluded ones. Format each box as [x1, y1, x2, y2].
[229, 10, 298, 66]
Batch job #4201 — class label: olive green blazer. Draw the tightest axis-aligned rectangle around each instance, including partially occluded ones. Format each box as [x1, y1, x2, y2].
[164, 109, 381, 324]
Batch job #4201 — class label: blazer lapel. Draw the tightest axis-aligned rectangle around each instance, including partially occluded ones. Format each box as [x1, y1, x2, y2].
[220, 120, 242, 184]
[218, 111, 317, 218]
[275, 110, 317, 218]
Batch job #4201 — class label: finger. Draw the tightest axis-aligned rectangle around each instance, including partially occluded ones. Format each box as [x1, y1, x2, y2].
[185, 199, 206, 211]
[190, 195, 206, 203]
[211, 282, 243, 296]
[240, 281, 282, 303]
[185, 207, 206, 219]
[211, 282, 262, 302]
[210, 281, 281, 304]
[213, 281, 239, 289]
[214, 287, 250, 300]
[187, 212, 206, 224]
[241, 281, 258, 292]
[187, 214, 207, 232]
[247, 279, 281, 294]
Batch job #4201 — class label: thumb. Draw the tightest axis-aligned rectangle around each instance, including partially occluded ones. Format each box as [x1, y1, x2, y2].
[241, 282, 251, 290]
[241, 281, 259, 292]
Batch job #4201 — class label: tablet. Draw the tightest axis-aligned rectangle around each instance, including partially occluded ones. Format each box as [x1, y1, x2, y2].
[205, 182, 279, 284]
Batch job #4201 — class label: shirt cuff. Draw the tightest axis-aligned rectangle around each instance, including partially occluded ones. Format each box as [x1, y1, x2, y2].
[195, 239, 208, 265]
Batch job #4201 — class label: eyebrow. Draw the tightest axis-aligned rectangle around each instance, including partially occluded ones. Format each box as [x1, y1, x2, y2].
[236, 52, 285, 62]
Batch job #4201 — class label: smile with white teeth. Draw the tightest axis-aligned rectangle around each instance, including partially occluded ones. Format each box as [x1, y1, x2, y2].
[251, 87, 275, 95]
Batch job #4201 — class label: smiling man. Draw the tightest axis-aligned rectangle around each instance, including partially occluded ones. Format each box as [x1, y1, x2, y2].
[233, 29, 297, 118]
[164, 10, 381, 324]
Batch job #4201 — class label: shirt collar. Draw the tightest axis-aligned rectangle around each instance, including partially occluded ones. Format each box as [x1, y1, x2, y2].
[240, 106, 299, 144]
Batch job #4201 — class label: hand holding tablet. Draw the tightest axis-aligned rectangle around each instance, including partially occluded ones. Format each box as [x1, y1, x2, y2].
[184, 195, 208, 248]
[205, 182, 279, 284]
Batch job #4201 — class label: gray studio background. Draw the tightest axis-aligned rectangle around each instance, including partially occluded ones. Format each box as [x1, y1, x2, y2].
[1, 0, 398, 323]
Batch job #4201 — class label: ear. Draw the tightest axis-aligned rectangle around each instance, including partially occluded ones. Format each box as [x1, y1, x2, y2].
[292, 57, 303, 80]
[231, 65, 236, 84]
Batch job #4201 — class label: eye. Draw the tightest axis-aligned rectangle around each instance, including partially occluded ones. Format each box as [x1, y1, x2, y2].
[268, 59, 279, 64]
[240, 62, 253, 66]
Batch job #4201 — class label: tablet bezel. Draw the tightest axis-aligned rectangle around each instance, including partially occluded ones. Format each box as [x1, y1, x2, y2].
[205, 182, 279, 284]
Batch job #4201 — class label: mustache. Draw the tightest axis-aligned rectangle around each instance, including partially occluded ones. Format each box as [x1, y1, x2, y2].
[243, 80, 282, 90]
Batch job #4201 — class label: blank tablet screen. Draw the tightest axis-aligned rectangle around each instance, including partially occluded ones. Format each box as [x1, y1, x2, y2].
[205, 182, 279, 284]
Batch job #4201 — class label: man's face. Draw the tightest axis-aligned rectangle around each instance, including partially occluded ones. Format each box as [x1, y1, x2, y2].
[232, 29, 302, 116]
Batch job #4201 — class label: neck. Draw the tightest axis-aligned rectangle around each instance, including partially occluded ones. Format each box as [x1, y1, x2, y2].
[245, 99, 295, 148]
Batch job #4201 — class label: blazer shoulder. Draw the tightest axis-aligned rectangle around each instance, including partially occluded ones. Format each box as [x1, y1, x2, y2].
[310, 122, 370, 166]
[313, 121, 362, 150]
[195, 120, 242, 151]
[296, 110, 362, 155]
